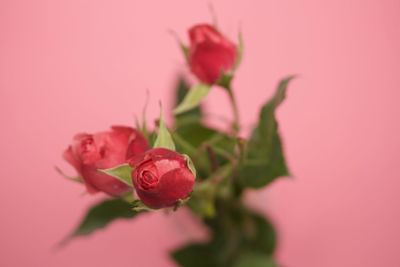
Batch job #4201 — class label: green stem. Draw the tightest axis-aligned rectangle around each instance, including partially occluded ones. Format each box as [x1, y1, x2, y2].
[226, 87, 240, 134]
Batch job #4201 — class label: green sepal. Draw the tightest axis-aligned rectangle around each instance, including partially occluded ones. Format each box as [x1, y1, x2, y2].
[138, 90, 150, 141]
[55, 166, 83, 184]
[131, 199, 155, 212]
[234, 30, 244, 70]
[173, 196, 192, 211]
[98, 163, 133, 187]
[183, 154, 197, 178]
[180, 44, 189, 62]
[216, 73, 234, 90]
[169, 30, 189, 62]
[153, 108, 176, 151]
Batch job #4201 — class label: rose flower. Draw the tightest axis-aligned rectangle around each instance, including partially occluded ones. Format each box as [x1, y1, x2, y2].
[63, 126, 149, 196]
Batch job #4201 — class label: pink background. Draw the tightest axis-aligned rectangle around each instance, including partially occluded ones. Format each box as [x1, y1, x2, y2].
[1, 0, 399, 266]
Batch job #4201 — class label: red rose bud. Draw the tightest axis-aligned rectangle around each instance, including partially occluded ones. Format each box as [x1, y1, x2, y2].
[188, 24, 237, 84]
[130, 148, 196, 209]
[63, 126, 149, 196]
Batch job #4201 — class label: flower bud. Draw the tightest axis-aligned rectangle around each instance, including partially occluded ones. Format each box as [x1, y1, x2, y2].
[188, 24, 237, 84]
[130, 148, 195, 209]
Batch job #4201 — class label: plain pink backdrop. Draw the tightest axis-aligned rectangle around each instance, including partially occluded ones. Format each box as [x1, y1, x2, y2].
[1, 0, 399, 266]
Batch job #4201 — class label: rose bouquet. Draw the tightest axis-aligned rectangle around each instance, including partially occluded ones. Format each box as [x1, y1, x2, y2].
[58, 22, 294, 267]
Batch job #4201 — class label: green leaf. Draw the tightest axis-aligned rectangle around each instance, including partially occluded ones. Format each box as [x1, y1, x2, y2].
[174, 124, 216, 177]
[207, 133, 237, 165]
[174, 84, 211, 115]
[176, 123, 217, 148]
[172, 243, 221, 267]
[237, 76, 295, 188]
[98, 164, 133, 187]
[60, 198, 139, 246]
[172, 206, 278, 267]
[205, 205, 277, 257]
[174, 121, 238, 180]
[232, 252, 278, 267]
[188, 181, 218, 218]
[174, 78, 203, 126]
[154, 109, 176, 150]
[242, 213, 277, 255]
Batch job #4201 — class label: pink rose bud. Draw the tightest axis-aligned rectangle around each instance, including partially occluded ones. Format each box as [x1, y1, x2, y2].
[130, 148, 196, 209]
[63, 126, 149, 196]
[188, 24, 237, 84]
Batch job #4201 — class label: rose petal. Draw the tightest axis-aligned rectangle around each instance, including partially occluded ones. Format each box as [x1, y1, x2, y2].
[189, 24, 225, 45]
[62, 146, 81, 172]
[81, 166, 130, 196]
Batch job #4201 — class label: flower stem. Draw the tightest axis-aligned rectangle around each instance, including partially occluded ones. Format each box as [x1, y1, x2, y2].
[226, 87, 240, 134]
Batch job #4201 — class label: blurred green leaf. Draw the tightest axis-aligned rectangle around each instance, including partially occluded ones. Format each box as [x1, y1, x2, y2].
[174, 84, 211, 115]
[207, 133, 237, 166]
[188, 181, 218, 218]
[237, 76, 295, 188]
[174, 124, 218, 178]
[154, 109, 176, 150]
[98, 164, 133, 187]
[176, 123, 217, 148]
[173, 78, 235, 161]
[61, 198, 139, 246]
[172, 205, 277, 267]
[175, 120, 236, 162]
[174, 78, 203, 126]
[242, 213, 277, 255]
[232, 252, 278, 267]
[174, 123, 237, 180]
[172, 243, 220, 267]
[206, 204, 277, 257]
